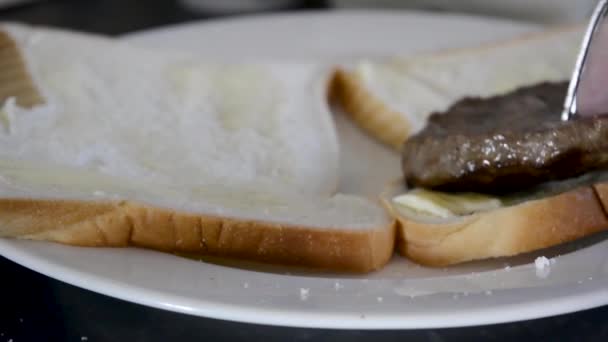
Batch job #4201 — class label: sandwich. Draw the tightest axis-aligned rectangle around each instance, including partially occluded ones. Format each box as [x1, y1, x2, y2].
[0, 23, 395, 273]
[333, 25, 608, 266]
[384, 81, 608, 266]
[3, 21, 606, 273]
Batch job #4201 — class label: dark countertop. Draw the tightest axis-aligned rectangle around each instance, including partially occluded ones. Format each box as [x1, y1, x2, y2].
[1, 1, 607, 341]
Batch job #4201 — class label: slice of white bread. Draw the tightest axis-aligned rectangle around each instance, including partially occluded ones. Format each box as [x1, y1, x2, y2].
[381, 174, 608, 267]
[0, 23, 395, 272]
[331, 25, 584, 149]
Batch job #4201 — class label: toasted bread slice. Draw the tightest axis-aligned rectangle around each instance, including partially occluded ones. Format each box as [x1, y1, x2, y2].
[332, 25, 584, 149]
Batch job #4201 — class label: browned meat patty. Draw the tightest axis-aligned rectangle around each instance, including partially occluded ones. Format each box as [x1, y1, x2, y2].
[401, 82, 608, 193]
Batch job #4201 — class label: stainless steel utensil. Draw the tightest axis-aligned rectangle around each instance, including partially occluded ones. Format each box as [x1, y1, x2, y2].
[562, 0, 608, 121]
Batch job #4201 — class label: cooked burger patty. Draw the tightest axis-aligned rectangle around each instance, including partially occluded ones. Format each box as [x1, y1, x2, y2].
[402, 82, 608, 193]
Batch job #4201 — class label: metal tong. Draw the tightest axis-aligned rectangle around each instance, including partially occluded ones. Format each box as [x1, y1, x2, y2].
[562, 0, 608, 121]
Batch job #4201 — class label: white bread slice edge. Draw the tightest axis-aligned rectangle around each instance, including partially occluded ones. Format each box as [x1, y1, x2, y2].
[381, 180, 608, 267]
[0, 24, 395, 273]
[331, 24, 585, 149]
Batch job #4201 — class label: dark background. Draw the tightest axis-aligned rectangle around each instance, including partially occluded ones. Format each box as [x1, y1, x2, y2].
[1, 1, 607, 341]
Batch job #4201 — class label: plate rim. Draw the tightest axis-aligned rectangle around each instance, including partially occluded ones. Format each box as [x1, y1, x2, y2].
[3, 238, 608, 329]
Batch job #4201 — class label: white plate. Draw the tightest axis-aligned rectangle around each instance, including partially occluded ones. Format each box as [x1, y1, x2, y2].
[2, 11, 608, 330]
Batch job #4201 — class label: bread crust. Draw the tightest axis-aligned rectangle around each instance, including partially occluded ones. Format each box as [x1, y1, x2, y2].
[0, 30, 44, 107]
[330, 69, 411, 149]
[592, 183, 608, 215]
[382, 183, 608, 266]
[0, 198, 395, 273]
